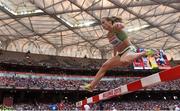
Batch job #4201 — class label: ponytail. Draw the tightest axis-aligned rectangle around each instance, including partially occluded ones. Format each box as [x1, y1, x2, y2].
[102, 16, 122, 24]
[111, 16, 122, 24]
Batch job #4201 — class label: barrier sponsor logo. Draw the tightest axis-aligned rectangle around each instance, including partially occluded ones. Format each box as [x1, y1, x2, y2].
[114, 87, 121, 95]
[102, 90, 113, 99]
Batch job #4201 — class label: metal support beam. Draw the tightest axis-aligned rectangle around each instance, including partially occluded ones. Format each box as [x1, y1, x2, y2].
[150, 0, 180, 11]
[69, 0, 100, 22]
[108, 0, 180, 42]
[165, 44, 180, 50]
[0, 6, 57, 48]
[0, 18, 27, 40]
[1, 0, 179, 20]
[30, 0, 101, 51]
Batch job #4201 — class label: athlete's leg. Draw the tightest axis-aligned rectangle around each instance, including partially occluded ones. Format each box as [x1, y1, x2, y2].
[120, 49, 155, 66]
[90, 51, 147, 90]
[82, 49, 154, 92]
[120, 51, 146, 66]
[83, 55, 124, 91]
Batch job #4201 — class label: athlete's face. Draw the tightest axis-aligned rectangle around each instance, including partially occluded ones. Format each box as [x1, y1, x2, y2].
[101, 18, 112, 30]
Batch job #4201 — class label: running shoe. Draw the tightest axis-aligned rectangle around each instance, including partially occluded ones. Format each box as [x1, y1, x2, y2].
[146, 49, 155, 56]
[80, 84, 93, 92]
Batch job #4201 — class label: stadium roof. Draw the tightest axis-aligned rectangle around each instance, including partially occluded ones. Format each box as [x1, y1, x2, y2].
[0, 0, 179, 59]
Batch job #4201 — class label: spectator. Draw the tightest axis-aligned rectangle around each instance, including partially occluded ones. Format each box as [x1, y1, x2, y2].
[175, 105, 180, 111]
[84, 104, 90, 111]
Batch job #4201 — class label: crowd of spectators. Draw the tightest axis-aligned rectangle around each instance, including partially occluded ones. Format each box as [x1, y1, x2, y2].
[0, 50, 105, 69]
[92, 100, 180, 110]
[1, 100, 179, 110]
[0, 73, 180, 91]
[13, 103, 74, 110]
[0, 46, 179, 111]
[1, 50, 177, 71]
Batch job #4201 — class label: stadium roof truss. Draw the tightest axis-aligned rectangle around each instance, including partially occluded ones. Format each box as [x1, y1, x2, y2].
[0, 0, 179, 59]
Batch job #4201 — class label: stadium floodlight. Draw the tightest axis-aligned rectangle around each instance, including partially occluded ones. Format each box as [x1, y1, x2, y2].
[57, 15, 96, 28]
[57, 15, 149, 30]
[0, 2, 43, 15]
[173, 96, 178, 100]
[125, 25, 150, 32]
[74, 20, 96, 27]
[60, 17, 74, 27]
[58, 15, 96, 28]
